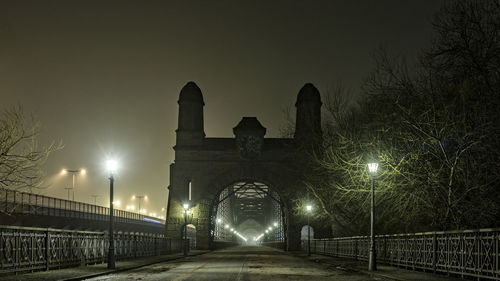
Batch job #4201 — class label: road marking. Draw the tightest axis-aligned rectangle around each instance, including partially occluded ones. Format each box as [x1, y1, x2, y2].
[171, 260, 211, 281]
[235, 256, 247, 281]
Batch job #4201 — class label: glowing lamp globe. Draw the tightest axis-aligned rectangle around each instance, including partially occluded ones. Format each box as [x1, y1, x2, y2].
[368, 163, 379, 173]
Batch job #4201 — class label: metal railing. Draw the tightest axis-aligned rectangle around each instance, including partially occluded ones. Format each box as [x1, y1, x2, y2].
[0, 188, 165, 225]
[302, 228, 500, 280]
[0, 225, 183, 274]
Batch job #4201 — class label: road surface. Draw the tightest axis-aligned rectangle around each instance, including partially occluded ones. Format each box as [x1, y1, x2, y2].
[85, 246, 376, 281]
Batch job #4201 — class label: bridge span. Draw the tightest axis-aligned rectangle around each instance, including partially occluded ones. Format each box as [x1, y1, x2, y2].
[0, 188, 165, 234]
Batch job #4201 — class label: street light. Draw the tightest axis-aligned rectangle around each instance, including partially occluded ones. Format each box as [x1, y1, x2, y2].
[183, 203, 189, 256]
[367, 162, 379, 271]
[306, 204, 312, 256]
[132, 195, 148, 214]
[61, 168, 86, 201]
[105, 159, 118, 269]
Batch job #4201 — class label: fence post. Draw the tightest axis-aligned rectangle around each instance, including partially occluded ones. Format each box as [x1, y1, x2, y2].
[432, 232, 437, 273]
[134, 234, 137, 258]
[45, 229, 50, 271]
[354, 238, 358, 260]
[155, 235, 159, 256]
[383, 236, 387, 262]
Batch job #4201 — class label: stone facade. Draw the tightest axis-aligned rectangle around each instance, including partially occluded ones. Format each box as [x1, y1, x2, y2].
[166, 81, 322, 250]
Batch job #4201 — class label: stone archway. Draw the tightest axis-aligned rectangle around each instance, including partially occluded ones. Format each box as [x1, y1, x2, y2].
[165, 81, 323, 251]
[209, 178, 287, 250]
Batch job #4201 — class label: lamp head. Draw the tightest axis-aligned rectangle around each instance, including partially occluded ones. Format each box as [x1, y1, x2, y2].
[306, 205, 312, 211]
[182, 203, 189, 210]
[80, 169, 86, 175]
[368, 162, 379, 174]
[106, 159, 118, 174]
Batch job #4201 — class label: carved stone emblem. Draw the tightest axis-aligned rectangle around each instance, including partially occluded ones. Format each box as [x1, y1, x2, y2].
[233, 117, 266, 160]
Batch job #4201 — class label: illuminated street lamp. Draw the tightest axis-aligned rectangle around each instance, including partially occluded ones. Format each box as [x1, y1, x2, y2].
[306, 204, 312, 256]
[183, 203, 189, 256]
[367, 162, 379, 271]
[61, 168, 86, 201]
[132, 195, 148, 214]
[105, 159, 118, 269]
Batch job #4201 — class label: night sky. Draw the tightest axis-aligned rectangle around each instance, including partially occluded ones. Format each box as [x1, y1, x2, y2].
[1, 0, 443, 216]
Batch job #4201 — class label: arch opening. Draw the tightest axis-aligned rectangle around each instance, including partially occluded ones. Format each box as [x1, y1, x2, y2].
[210, 181, 285, 248]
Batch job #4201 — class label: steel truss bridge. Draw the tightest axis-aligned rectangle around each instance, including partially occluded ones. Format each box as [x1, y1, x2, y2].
[211, 181, 285, 248]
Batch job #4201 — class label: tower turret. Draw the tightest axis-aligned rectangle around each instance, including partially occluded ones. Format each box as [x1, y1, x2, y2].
[294, 83, 322, 141]
[176, 81, 205, 147]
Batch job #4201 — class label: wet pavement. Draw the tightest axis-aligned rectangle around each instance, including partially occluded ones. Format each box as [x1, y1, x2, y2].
[0, 246, 463, 281]
[84, 246, 377, 281]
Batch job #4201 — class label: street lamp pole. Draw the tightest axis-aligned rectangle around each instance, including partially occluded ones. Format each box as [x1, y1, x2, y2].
[306, 204, 312, 256]
[61, 168, 86, 201]
[368, 162, 379, 271]
[133, 195, 147, 214]
[183, 203, 189, 256]
[106, 160, 118, 269]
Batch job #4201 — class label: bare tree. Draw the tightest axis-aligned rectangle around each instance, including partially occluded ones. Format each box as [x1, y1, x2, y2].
[0, 106, 62, 191]
[302, 0, 500, 235]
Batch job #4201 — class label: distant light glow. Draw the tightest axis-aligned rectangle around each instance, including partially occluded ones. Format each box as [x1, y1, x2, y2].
[113, 200, 121, 207]
[273, 222, 278, 227]
[216, 218, 222, 223]
[61, 169, 67, 175]
[306, 205, 312, 211]
[236, 232, 247, 241]
[81, 169, 86, 175]
[183, 203, 189, 210]
[255, 234, 264, 241]
[225, 224, 229, 229]
[143, 217, 161, 224]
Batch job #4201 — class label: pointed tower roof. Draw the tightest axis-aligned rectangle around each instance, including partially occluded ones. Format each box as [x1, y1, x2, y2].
[296, 83, 321, 105]
[178, 81, 205, 104]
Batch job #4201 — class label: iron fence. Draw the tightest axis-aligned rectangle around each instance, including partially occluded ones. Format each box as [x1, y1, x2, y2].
[0, 225, 183, 274]
[302, 228, 500, 280]
[0, 188, 165, 225]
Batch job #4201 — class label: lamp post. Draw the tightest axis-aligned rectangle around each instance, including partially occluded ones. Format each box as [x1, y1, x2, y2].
[132, 195, 148, 214]
[61, 168, 86, 201]
[106, 159, 118, 269]
[183, 203, 189, 256]
[306, 204, 312, 256]
[367, 162, 379, 271]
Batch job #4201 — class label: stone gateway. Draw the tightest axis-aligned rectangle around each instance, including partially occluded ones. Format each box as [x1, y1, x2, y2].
[166, 82, 323, 250]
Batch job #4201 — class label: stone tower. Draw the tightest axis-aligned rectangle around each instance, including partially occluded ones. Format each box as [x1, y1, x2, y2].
[294, 83, 322, 141]
[176, 81, 205, 147]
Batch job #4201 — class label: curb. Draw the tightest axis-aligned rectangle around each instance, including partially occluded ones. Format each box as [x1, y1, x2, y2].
[62, 251, 209, 281]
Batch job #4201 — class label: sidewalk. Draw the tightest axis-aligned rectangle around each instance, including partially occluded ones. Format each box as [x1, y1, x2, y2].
[0, 250, 209, 281]
[290, 251, 463, 281]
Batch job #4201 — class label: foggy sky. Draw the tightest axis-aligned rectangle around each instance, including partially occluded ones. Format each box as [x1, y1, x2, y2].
[0, 0, 443, 215]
